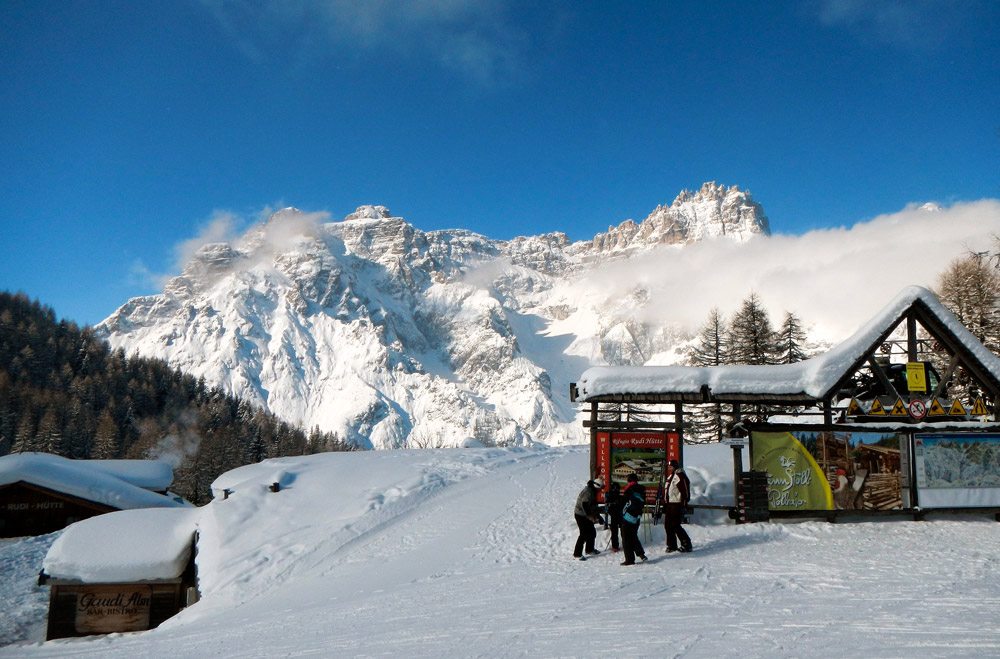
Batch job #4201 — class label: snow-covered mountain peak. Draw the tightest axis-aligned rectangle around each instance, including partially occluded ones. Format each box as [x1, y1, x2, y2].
[97, 183, 771, 449]
[585, 182, 769, 256]
[345, 205, 393, 221]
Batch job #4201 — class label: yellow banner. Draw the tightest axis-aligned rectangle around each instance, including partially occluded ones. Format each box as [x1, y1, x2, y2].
[751, 432, 833, 510]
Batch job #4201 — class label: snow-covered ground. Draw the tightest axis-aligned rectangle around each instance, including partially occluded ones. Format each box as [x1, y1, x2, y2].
[3, 444, 1000, 658]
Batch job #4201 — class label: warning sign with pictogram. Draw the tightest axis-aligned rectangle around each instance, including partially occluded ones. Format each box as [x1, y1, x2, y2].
[927, 398, 947, 416]
[890, 398, 909, 416]
[868, 398, 886, 415]
[847, 398, 862, 416]
[972, 398, 988, 416]
[949, 399, 967, 416]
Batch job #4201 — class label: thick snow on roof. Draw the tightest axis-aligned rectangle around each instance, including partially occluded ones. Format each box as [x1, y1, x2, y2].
[43, 507, 199, 582]
[576, 285, 1000, 400]
[82, 459, 174, 491]
[0, 453, 185, 511]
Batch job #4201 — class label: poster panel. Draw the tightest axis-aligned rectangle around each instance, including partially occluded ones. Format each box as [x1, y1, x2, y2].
[914, 433, 1000, 508]
[751, 429, 905, 512]
[595, 432, 679, 503]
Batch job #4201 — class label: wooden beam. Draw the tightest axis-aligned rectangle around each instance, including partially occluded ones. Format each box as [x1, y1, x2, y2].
[583, 420, 688, 430]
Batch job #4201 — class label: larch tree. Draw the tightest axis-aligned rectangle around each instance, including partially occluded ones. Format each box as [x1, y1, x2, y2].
[776, 311, 809, 364]
[728, 292, 778, 366]
[686, 307, 730, 443]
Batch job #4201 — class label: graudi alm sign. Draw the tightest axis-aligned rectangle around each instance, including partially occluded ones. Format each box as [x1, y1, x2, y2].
[74, 585, 152, 633]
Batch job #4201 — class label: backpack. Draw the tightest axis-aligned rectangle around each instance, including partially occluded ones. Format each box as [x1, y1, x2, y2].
[622, 486, 645, 524]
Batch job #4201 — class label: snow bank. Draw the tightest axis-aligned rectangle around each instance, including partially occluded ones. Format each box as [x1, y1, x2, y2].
[6, 444, 1000, 657]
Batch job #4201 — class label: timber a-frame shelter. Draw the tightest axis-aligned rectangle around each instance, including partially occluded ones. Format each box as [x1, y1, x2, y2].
[570, 286, 1000, 520]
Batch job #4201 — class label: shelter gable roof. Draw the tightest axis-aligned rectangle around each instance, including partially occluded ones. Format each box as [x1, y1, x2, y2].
[574, 286, 1000, 403]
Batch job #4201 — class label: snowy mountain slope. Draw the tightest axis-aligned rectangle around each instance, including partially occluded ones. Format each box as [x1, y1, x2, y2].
[4, 445, 1000, 657]
[96, 184, 768, 448]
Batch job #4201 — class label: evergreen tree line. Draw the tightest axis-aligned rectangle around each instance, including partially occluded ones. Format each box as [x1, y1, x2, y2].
[685, 293, 810, 443]
[0, 291, 355, 504]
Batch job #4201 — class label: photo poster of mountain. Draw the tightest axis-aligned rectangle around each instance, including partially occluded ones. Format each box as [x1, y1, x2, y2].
[914, 433, 1000, 508]
[594, 432, 679, 504]
[750, 429, 906, 512]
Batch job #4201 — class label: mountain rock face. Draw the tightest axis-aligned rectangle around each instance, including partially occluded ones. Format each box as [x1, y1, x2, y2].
[97, 183, 769, 449]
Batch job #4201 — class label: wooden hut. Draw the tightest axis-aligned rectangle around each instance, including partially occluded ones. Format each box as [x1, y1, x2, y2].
[38, 507, 200, 640]
[0, 453, 181, 538]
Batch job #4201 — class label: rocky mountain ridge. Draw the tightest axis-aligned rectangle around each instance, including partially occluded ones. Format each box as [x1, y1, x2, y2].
[97, 183, 769, 449]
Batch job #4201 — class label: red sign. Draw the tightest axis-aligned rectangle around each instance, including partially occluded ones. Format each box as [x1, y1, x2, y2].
[595, 432, 679, 503]
[908, 399, 928, 419]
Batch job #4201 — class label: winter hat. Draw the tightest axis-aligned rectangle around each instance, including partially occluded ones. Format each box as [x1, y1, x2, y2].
[669, 459, 680, 468]
[592, 478, 604, 489]
[626, 473, 638, 483]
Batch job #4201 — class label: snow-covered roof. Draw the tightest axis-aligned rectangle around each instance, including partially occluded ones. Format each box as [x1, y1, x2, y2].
[575, 286, 1000, 401]
[43, 507, 200, 582]
[0, 453, 186, 511]
[79, 459, 174, 492]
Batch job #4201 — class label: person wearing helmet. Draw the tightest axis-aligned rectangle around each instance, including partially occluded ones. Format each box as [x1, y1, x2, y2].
[572, 478, 604, 560]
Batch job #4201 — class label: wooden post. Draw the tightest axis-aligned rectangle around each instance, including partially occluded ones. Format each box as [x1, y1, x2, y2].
[907, 316, 918, 363]
[589, 401, 598, 479]
[732, 443, 743, 512]
[676, 403, 685, 465]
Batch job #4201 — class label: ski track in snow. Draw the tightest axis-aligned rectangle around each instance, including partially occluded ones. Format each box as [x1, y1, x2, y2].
[4, 446, 1000, 658]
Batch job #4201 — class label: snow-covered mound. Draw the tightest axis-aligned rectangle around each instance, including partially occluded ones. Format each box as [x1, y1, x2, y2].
[4, 445, 1000, 657]
[43, 507, 199, 583]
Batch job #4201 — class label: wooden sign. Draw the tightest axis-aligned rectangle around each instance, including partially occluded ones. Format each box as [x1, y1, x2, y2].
[74, 585, 152, 634]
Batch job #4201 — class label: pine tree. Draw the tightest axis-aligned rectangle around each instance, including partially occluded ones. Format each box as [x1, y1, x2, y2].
[92, 408, 120, 459]
[728, 293, 778, 366]
[686, 308, 730, 443]
[689, 308, 729, 367]
[728, 293, 779, 422]
[776, 311, 809, 364]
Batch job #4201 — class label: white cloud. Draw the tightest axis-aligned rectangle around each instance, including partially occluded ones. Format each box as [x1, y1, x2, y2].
[173, 210, 242, 271]
[811, 0, 963, 49]
[576, 200, 1000, 344]
[198, 0, 529, 83]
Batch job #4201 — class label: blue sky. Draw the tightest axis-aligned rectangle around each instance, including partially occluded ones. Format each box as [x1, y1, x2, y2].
[1, 0, 998, 327]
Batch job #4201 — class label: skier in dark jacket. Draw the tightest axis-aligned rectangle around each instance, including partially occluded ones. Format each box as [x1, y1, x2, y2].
[619, 474, 647, 565]
[605, 482, 623, 552]
[573, 478, 604, 559]
[663, 460, 693, 553]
